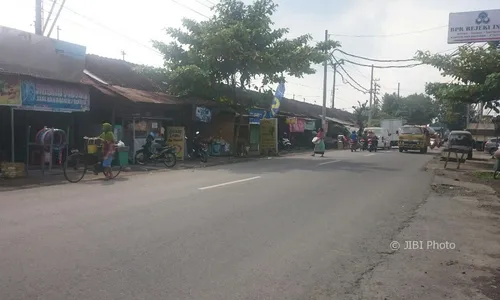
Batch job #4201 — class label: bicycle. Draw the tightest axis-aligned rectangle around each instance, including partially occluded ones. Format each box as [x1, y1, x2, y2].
[63, 137, 123, 183]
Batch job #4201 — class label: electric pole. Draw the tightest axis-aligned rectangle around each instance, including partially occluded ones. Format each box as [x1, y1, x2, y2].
[322, 29, 328, 128]
[397, 82, 400, 99]
[35, 0, 43, 35]
[331, 64, 337, 109]
[121, 50, 126, 61]
[368, 64, 374, 126]
[57, 26, 61, 40]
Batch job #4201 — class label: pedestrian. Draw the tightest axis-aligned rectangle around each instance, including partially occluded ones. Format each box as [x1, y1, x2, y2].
[99, 122, 116, 179]
[312, 128, 325, 157]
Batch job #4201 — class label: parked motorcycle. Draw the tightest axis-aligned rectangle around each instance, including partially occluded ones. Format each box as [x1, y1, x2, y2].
[185, 131, 209, 163]
[135, 141, 177, 167]
[279, 137, 292, 150]
[368, 138, 378, 152]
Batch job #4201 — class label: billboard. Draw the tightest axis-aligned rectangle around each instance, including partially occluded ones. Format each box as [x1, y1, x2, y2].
[0, 25, 86, 83]
[448, 9, 500, 44]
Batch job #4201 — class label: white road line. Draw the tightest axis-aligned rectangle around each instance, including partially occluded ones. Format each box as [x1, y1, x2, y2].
[198, 176, 261, 190]
[317, 160, 340, 166]
[364, 153, 376, 157]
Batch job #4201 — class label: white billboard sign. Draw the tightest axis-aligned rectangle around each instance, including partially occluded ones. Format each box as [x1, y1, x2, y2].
[448, 9, 500, 44]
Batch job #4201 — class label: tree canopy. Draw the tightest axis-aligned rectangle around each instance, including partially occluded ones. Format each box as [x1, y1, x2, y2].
[379, 93, 437, 125]
[415, 42, 500, 111]
[149, 0, 340, 109]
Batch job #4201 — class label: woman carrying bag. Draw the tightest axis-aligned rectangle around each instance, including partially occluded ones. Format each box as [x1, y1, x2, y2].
[311, 128, 325, 157]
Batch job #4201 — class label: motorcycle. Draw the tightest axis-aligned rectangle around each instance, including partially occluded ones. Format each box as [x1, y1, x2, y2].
[368, 138, 378, 152]
[185, 131, 209, 163]
[360, 138, 367, 151]
[350, 140, 359, 152]
[135, 140, 177, 167]
[279, 137, 292, 150]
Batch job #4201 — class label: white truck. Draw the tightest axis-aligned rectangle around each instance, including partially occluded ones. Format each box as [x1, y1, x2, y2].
[381, 119, 403, 147]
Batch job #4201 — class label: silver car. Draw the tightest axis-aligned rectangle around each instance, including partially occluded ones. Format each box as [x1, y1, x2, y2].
[483, 138, 499, 155]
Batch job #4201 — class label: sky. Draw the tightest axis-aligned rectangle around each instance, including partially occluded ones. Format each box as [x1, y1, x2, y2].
[1, 0, 499, 113]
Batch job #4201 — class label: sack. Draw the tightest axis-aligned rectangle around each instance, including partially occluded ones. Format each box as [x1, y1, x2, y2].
[117, 140, 125, 147]
[494, 148, 500, 159]
[312, 137, 320, 144]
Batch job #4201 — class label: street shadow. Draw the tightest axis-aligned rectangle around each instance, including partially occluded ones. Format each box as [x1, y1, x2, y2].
[82, 176, 130, 186]
[191, 157, 399, 176]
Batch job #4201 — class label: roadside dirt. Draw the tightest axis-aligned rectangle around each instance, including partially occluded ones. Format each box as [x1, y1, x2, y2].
[353, 154, 500, 299]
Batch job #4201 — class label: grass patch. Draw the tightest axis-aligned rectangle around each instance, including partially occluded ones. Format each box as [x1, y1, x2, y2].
[470, 171, 495, 180]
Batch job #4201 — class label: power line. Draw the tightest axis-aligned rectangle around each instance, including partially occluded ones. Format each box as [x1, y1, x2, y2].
[335, 49, 416, 63]
[194, 0, 212, 9]
[342, 59, 423, 69]
[332, 57, 369, 92]
[335, 69, 368, 94]
[44, 0, 165, 56]
[170, 0, 210, 18]
[329, 25, 448, 38]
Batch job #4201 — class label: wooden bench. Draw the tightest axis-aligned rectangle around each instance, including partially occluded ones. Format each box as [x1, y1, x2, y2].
[442, 148, 469, 169]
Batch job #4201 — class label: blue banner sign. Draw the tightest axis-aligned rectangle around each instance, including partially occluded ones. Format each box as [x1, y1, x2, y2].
[21, 80, 90, 112]
[249, 108, 266, 124]
[270, 82, 285, 117]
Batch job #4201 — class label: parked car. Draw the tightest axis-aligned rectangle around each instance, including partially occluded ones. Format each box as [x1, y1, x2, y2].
[483, 138, 499, 155]
[441, 130, 474, 160]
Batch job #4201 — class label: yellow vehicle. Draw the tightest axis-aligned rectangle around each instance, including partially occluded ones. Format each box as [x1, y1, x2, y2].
[398, 125, 430, 153]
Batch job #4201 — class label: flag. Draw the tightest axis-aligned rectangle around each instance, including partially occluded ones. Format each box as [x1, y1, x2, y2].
[270, 82, 285, 117]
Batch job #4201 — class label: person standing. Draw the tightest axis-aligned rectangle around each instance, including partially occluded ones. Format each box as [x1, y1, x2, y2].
[312, 128, 325, 157]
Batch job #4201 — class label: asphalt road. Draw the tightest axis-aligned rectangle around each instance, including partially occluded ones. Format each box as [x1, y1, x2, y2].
[0, 149, 436, 300]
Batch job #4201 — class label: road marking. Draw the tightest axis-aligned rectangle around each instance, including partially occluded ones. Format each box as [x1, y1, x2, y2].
[317, 160, 340, 166]
[198, 176, 261, 190]
[364, 153, 376, 157]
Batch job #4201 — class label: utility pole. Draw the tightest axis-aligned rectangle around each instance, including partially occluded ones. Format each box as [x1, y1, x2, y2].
[56, 26, 61, 40]
[35, 0, 43, 35]
[368, 64, 374, 126]
[331, 64, 337, 109]
[321, 29, 328, 129]
[397, 82, 400, 99]
[121, 50, 126, 60]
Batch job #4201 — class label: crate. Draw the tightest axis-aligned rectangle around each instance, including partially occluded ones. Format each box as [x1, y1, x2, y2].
[0, 162, 26, 179]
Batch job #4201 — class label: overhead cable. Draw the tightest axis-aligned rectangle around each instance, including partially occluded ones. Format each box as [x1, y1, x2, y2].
[332, 57, 369, 92]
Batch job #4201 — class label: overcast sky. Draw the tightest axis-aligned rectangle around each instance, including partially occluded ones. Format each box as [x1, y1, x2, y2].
[1, 0, 498, 112]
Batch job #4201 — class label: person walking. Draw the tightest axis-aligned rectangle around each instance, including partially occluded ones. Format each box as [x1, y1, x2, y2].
[312, 128, 325, 157]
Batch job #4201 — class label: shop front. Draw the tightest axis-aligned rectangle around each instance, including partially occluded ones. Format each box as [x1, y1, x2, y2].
[0, 74, 90, 176]
[248, 108, 266, 153]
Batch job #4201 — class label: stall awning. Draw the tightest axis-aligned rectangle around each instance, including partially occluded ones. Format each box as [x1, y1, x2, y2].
[319, 115, 355, 126]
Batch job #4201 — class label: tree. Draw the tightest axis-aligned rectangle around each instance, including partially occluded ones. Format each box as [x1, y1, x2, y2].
[415, 43, 500, 111]
[379, 93, 437, 125]
[352, 100, 369, 134]
[151, 0, 339, 100]
[149, 0, 340, 153]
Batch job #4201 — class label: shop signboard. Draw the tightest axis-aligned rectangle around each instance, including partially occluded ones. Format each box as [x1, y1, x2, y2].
[0, 75, 21, 106]
[304, 120, 316, 131]
[166, 126, 185, 160]
[286, 117, 297, 125]
[195, 106, 212, 122]
[260, 118, 278, 154]
[249, 108, 265, 124]
[20, 80, 90, 112]
[448, 9, 500, 44]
